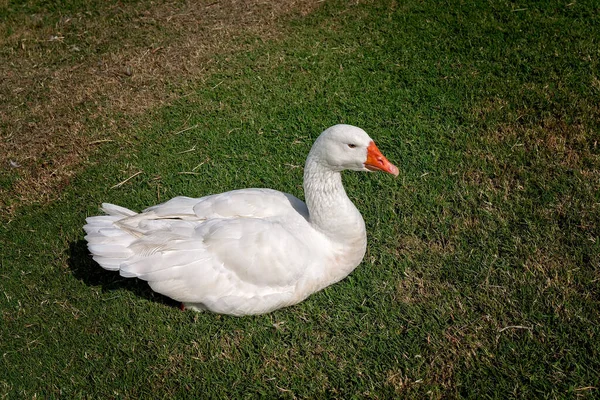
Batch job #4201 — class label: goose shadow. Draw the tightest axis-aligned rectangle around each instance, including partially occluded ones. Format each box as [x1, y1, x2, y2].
[67, 240, 180, 309]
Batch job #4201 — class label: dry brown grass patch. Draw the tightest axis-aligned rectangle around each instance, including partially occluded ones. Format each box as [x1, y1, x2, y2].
[0, 0, 321, 216]
[396, 267, 457, 305]
[385, 317, 490, 396]
[386, 369, 424, 396]
[470, 96, 509, 120]
[396, 233, 456, 261]
[483, 114, 599, 171]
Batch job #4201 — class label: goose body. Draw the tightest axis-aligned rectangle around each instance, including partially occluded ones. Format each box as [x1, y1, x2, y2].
[84, 124, 398, 315]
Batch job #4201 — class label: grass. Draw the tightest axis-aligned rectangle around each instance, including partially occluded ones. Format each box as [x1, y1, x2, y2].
[1, 0, 599, 397]
[0, 0, 317, 210]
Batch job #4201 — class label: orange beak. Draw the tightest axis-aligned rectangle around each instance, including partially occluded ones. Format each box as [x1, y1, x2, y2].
[365, 141, 399, 177]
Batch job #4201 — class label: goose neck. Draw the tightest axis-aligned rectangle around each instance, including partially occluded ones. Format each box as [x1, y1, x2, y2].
[303, 156, 365, 240]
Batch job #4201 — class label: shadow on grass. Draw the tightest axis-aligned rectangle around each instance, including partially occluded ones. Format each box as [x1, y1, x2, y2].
[67, 239, 180, 310]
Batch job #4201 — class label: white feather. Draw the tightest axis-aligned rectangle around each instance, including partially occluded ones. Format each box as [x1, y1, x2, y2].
[83, 124, 397, 315]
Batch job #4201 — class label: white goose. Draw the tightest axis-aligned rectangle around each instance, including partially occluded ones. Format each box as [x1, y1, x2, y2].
[84, 124, 398, 316]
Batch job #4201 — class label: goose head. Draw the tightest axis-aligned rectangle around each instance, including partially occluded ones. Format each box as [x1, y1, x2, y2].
[308, 124, 399, 176]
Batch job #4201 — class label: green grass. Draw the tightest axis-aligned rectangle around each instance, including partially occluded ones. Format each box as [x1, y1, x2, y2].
[1, 0, 599, 397]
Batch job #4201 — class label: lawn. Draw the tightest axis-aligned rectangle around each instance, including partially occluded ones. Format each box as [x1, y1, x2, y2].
[1, 0, 599, 397]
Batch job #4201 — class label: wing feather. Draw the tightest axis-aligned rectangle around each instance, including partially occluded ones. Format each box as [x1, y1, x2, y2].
[117, 215, 313, 303]
[87, 188, 318, 314]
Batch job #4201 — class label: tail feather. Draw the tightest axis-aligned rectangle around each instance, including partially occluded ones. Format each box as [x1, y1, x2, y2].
[88, 244, 134, 259]
[84, 203, 138, 271]
[92, 256, 123, 271]
[101, 203, 138, 217]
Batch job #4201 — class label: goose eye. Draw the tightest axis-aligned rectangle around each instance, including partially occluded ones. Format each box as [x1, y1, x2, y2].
[347, 144, 357, 149]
